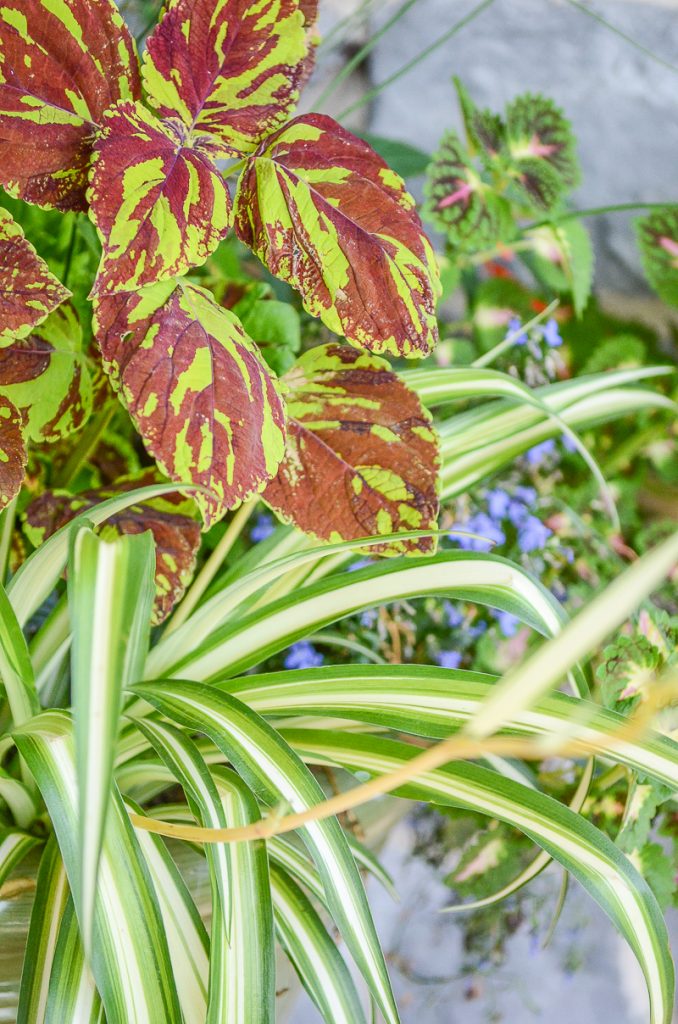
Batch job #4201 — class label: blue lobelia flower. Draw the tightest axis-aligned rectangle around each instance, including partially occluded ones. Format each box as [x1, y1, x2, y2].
[451, 513, 506, 552]
[436, 650, 463, 669]
[486, 488, 511, 520]
[348, 557, 373, 572]
[443, 600, 464, 628]
[525, 439, 557, 466]
[284, 641, 324, 670]
[541, 318, 563, 348]
[507, 315, 528, 345]
[250, 513, 275, 542]
[517, 515, 553, 553]
[494, 610, 520, 637]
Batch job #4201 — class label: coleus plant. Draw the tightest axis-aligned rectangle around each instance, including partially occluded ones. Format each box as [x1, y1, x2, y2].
[0, 0, 442, 597]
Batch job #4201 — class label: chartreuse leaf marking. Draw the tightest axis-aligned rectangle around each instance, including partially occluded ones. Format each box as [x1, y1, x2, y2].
[270, 862, 366, 1024]
[264, 344, 440, 554]
[287, 731, 675, 1024]
[0, 0, 141, 211]
[423, 130, 512, 246]
[235, 113, 441, 358]
[89, 101, 232, 294]
[505, 93, 580, 210]
[0, 395, 26, 511]
[0, 303, 93, 442]
[636, 206, 678, 307]
[143, 0, 310, 158]
[13, 711, 183, 1024]
[94, 281, 286, 528]
[0, 208, 71, 344]
[68, 526, 156, 954]
[132, 681, 401, 1024]
[25, 469, 202, 624]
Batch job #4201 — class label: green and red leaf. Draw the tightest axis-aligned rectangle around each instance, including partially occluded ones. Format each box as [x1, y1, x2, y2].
[263, 343, 440, 554]
[423, 131, 512, 248]
[142, 0, 310, 158]
[94, 280, 286, 528]
[453, 78, 506, 165]
[235, 114, 440, 358]
[0, 395, 26, 509]
[0, 0, 141, 211]
[0, 303, 93, 443]
[0, 208, 71, 345]
[505, 93, 579, 210]
[636, 207, 678, 307]
[24, 470, 201, 623]
[88, 101, 231, 294]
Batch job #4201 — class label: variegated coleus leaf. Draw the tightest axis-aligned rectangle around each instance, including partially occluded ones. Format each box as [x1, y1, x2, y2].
[423, 131, 512, 248]
[88, 101, 232, 294]
[636, 207, 678, 307]
[453, 77, 506, 166]
[505, 94, 579, 211]
[93, 280, 286, 528]
[24, 470, 201, 623]
[235, 114, 441, 358]
[0, 0, 141, 211]
[0, 303, 93, 443]
[0, 208, 71, 345]
[142, 0, 310, 159]
[263, 344, 440, 555]
[0, 395, 26, 509]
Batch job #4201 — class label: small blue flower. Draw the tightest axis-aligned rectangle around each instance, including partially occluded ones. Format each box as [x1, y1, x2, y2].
[443, 601, 464, 628]
[525, 439, 557, 466]
[284, 641, 324, 670]
[494, 610, 520, 637]
[507, 499, 530, 527]
[250, 513, 275, 542]
[436, 650, 462, 670]
[517, 515, 552, 553]
[561, 433, 578, 453]
[360, 609, 378, 628]
[541, 318, 563, 348]
[485, 488, 511, 520]
[507, 316, 528, 346]
[462, 513, 506, 552]
[513, 485, 537, 505]
[348, 557, 373, 573]
[467, 620, 487, 638]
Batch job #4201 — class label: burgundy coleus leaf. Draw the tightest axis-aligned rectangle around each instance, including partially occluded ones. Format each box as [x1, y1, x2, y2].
[0, 0, 141, 211]
[93, 279, 286, 528]
[235, 114, 441, 358]
[263, 344, 440, 555]
[88, 101, 232, 294]
[142, 0, 310, 159]
[0, 208, 71, 345]
[0, 395, 26, 510]
[24, 470, 202, 623]
[636, 207, 678, 307]
[0, 302, 93, 443]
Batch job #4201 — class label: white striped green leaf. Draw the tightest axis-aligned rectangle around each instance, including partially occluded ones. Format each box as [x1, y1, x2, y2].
[132, 681, 401, 1024]
[68, 526, 156, 953]
[44, 898, 102, 1024]
[224, 665, 678, 791]
[270, 862, 366, 1024]
[0, 580, 38, 726]
[0, 826, 41, 890]
[13, 711, 182, 1024]
[285, 729, 675, 1024]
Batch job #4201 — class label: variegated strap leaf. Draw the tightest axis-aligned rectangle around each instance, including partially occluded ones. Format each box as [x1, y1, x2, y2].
[506, 93, 579, 210]
[88, 101, 231, 294]
[0, 0, 141, 211]
[636, 207, 678, 307]
[94, 280, 286, 528]
[423, 131, 512, 248]
[24, 470, 201, 623]
[234, 113, 441, 358]
[0, 208, 71, 345]
[142, 0, 310, 159]
[0, 303, 93, 443]
[0, 395, 25, 509]
[263, 344, 440, 554]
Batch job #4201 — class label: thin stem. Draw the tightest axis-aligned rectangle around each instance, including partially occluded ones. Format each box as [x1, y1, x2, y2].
[526, 202, 672, 231]
[54, 404, 115, 489]
[471, 298, 559, 369]
[0, 495, 18, 587]
[317, 0, 377, 52]
[165, 497, 258, 634]
[315, 0, 420, 111]
[463, 237, 534, 267]
[337, 0, 495, 120]
[564, 0, 678, 77]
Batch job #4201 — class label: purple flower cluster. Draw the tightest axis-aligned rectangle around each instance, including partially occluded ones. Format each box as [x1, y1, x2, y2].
[452, 485, 553, 557]
[284, 641, 324, 670]
[506, 316, 563, 349]
[250, 513, 275, 542]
